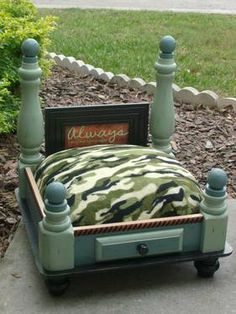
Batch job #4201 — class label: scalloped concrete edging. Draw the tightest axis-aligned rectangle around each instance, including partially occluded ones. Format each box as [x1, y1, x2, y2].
[48, 52, 236, 112]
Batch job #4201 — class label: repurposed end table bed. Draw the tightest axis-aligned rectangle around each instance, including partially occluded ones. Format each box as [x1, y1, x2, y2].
[16, 36, 232, 295]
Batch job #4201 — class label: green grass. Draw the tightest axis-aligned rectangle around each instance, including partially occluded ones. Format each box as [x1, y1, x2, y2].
[40, 9, 236, 97]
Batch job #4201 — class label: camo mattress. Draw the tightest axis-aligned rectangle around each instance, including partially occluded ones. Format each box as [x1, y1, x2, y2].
[35, 145, 202, 226]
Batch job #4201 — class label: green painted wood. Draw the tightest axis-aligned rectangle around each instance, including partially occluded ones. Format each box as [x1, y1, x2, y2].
[24, 178, 43, 239]
[75, 223, 202, 266]
[201, 213, 227, 253]
[17, 39, 44, 198]
[150, 35, 177, 154]
[38, 182, 75, 271]
[200, 168, 228, 253]
[95, 228, 183, 262]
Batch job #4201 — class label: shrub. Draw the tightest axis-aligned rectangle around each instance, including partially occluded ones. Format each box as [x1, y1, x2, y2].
[0, 0, 56, 133]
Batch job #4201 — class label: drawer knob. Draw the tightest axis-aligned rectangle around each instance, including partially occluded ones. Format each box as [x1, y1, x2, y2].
[137, 243, 149, 256]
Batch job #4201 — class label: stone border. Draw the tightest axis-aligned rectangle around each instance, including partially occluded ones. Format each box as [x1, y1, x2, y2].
[48, 53, 236, 112]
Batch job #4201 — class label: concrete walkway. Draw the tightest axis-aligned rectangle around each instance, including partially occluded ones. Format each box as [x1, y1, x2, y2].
[32, 0, 236, 14]
[0, 199, 235, 314]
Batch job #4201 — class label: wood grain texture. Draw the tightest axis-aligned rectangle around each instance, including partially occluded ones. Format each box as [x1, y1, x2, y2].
[25, 167, 45, 218]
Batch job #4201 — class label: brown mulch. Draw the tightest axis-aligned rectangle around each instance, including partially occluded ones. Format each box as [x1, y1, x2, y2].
[0, 66, 235, 257]
[0, 134, 20, 256]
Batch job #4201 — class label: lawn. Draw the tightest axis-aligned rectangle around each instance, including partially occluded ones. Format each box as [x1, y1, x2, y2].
[40, 9, 236, 97]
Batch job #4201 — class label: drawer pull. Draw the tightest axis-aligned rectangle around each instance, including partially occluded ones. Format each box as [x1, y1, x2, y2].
[137, 243, 149, 256]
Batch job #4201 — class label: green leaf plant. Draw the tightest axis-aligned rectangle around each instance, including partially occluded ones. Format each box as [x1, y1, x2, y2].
[0, 0, 56, 133]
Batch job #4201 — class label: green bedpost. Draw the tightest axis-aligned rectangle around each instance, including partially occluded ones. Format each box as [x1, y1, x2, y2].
[38, 182, 75, 271]
[17, 39, 44, 198]
[200, 168, 228, 253]
[150, 35, 176, 154]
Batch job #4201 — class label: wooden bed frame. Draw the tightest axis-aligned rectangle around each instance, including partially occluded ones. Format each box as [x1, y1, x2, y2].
[16, 36, 232, 296]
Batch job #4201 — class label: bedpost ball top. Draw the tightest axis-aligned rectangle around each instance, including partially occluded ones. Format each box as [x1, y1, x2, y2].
[159, 35, 176, 59]
[45, 182, 67, 206]
[206, 168, 227, 197]
[21, 38, 40, 63]
[155, 35, 176, 72]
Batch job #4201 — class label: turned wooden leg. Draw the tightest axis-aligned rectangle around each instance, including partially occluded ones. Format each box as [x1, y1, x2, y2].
[150, 35, 176, 155]
[17, 39, 44, 198]
[194, 258, 220, 278]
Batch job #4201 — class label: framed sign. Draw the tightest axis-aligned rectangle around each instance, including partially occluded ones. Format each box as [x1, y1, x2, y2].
[45, 103, 149, 155]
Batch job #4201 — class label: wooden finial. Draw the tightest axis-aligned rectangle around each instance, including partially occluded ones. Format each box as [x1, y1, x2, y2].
[17, 38, 44, 198]
[21, 38, 40, 63]
[45, 182, 68, 213]
[159, 35, 176, 59]
[150, 35, 177, 154]
[206, 168, 227, 198]
[202, 168, 227, 215]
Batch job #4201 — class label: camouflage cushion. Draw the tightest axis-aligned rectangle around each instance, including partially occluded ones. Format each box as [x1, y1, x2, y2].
[35, 145, 202, 226]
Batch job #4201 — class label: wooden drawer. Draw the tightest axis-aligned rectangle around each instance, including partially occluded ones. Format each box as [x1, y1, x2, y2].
[95, 228, 183, 262]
